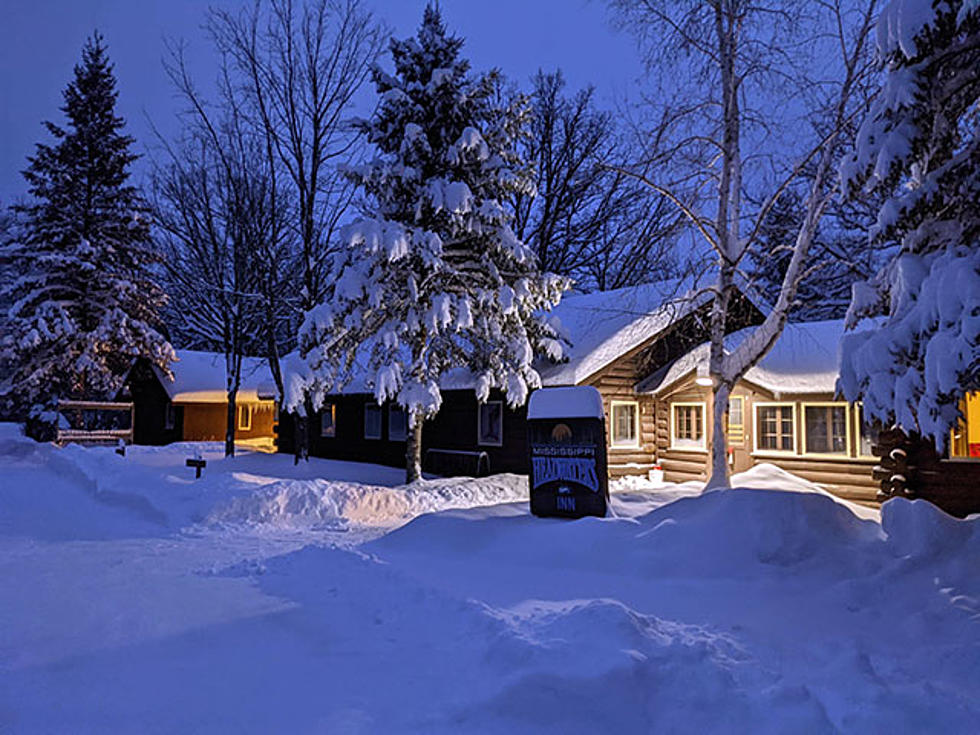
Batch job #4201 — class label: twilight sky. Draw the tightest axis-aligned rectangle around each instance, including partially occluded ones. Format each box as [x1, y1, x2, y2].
[0, 0, 641, 204]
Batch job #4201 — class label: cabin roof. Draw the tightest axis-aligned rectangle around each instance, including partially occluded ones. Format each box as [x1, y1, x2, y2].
[154, 350, 277, 404]
[638, 319, 858, 397]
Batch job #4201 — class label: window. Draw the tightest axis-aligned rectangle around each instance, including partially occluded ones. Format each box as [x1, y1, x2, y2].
[670, 402, 705, 450]
[164, 403, 176, 431]
[855, 404, 879, 457]
[803, 403, 848, 455]
[364, 404, 382, 440]
[949, 392, 980, 459]
[320, 404, 336, 437]
[728, 396, 744, 444]
[755, 403, 795, 453]
[389, 405, 407, 441]
[478, 401, 503, 446]
[238, 404, 252, 431]
[610, 401, 639, 448]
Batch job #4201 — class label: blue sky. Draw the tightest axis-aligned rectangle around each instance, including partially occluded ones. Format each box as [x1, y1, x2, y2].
[0, 0, 641, 203]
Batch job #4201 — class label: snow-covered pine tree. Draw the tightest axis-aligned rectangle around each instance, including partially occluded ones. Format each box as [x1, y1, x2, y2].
[293, 5, 567, 481]
[838, 0, 980, 445]
[0, 33, 172, 435]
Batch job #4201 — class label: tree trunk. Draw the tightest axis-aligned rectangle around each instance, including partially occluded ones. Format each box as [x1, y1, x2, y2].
[707, 382, 731, 489]
[225, 389, 237, 457]
[406, 415, 424, 484]
[294, 398, 311, 465]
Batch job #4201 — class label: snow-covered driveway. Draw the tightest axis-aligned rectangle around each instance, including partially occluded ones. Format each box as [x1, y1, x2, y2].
[0, 425, 978, 733]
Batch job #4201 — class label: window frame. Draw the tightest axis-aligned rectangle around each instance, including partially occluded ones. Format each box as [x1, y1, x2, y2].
[669, 401, 707, 453]
[477, 400, 504, 447]
[853, 403, 881, 460]
[801, 402, 851, 458]
[610, 400, 640, 450]
[752, 401, 797, 456]
[320, 403, 336, 438]
[164, 403, 176, 431]
[238, 403, 252, 431]
[388, 405, 407, 442]
[364, 403, 382, 440]
[727, 395, 744, 445]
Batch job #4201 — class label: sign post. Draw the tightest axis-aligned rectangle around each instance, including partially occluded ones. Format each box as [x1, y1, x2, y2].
[527, 386, 609, 518]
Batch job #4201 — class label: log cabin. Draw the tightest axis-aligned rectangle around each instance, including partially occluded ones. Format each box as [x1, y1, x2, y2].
[277, 278, 766, 476]
[123, 350, 278, 449]
[638, 320, 882, 506]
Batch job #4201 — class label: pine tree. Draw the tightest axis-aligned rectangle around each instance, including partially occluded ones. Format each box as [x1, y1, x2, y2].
[838, 0, 980, 445]
[293, 5, 568, 481]
[0, 33, 172, 434]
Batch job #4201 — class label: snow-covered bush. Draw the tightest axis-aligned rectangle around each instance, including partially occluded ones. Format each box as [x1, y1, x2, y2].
[291, 6, 568, 478]
[839, 0, 980, 444]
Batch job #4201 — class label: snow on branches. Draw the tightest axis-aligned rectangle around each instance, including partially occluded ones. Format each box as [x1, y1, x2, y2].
[839, 0, 980, 445]
[290, 7, 567, 446]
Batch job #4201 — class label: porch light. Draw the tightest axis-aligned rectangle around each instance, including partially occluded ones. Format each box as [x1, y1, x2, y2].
[695, 363, 713, 387]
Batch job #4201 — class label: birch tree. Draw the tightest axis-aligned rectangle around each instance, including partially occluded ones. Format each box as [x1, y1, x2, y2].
[610, 0, 880, 486]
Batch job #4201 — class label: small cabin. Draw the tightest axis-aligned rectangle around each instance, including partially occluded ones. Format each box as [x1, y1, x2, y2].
[123, 350, 278, 449]
[640, 320, 881, 505]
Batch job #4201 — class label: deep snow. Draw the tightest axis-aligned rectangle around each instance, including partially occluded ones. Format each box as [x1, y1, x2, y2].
[1, 423, 978, 733]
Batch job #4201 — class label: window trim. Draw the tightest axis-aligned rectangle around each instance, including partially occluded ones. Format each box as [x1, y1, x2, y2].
[364, 403, 382, 440]
[727, 395, 744, 445]
[610, 400, 640, 450]
[752, 401, 797, 456]
[238, 403, 252, 431]
[477, 400, 504, 447]
[320, 403, 336, 438]
[853, 403, 881, 461]
[800, 401, 850, 458]
[669, 401, 707, 453]
[388, 405, 407, 442]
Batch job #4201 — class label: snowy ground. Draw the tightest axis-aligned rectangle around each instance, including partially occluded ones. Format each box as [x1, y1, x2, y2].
[1, 423, 978, 733]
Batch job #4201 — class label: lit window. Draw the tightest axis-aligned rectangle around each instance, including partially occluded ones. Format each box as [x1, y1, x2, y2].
[755, 404, 795, 453]
[611, 401, 639, 448]
[671, 402, 705, 450]
[320, 404, 336, 437]
[950, 392, 980, 459]
[389, 405, 407, 441]
[238, 404, 252, 431]
[728, 396, 744, 444]
[804, 404, 848, 455]
[478, 401, 503, 446]
[364, 404, 382, 440]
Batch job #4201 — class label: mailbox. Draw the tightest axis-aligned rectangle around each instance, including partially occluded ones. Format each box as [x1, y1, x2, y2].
[527, 386, 609, 518]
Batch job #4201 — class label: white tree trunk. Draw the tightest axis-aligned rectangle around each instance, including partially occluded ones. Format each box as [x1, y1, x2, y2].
[707, 381, 731, 489]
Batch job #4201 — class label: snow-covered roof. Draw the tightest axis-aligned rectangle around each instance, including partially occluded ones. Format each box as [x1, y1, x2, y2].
[538, 278, 709, 386]
[156, 350, 277, 404]
[639, 320, 860, 397]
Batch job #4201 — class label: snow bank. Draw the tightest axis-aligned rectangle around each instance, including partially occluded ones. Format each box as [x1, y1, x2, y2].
[206, 473, 528, 529]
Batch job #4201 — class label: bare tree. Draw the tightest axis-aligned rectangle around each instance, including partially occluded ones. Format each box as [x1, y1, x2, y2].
[206, 0, 386, 315]
[153, 48, 288, 457]
[610, 0, 880, 486]
[513, 70, 682, 291]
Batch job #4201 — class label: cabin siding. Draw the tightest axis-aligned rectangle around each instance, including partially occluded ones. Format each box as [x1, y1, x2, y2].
[285, 390, 528, 476]
[180, 401, 276, 442]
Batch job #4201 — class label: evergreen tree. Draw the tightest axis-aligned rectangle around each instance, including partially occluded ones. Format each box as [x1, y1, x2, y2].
[838, 0, 980, 444]
[0, 33, 172, 433]
[293, 6, 568, 480]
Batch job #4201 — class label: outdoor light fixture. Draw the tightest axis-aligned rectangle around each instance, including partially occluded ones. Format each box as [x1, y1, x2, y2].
[695, 363, 713, 387]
